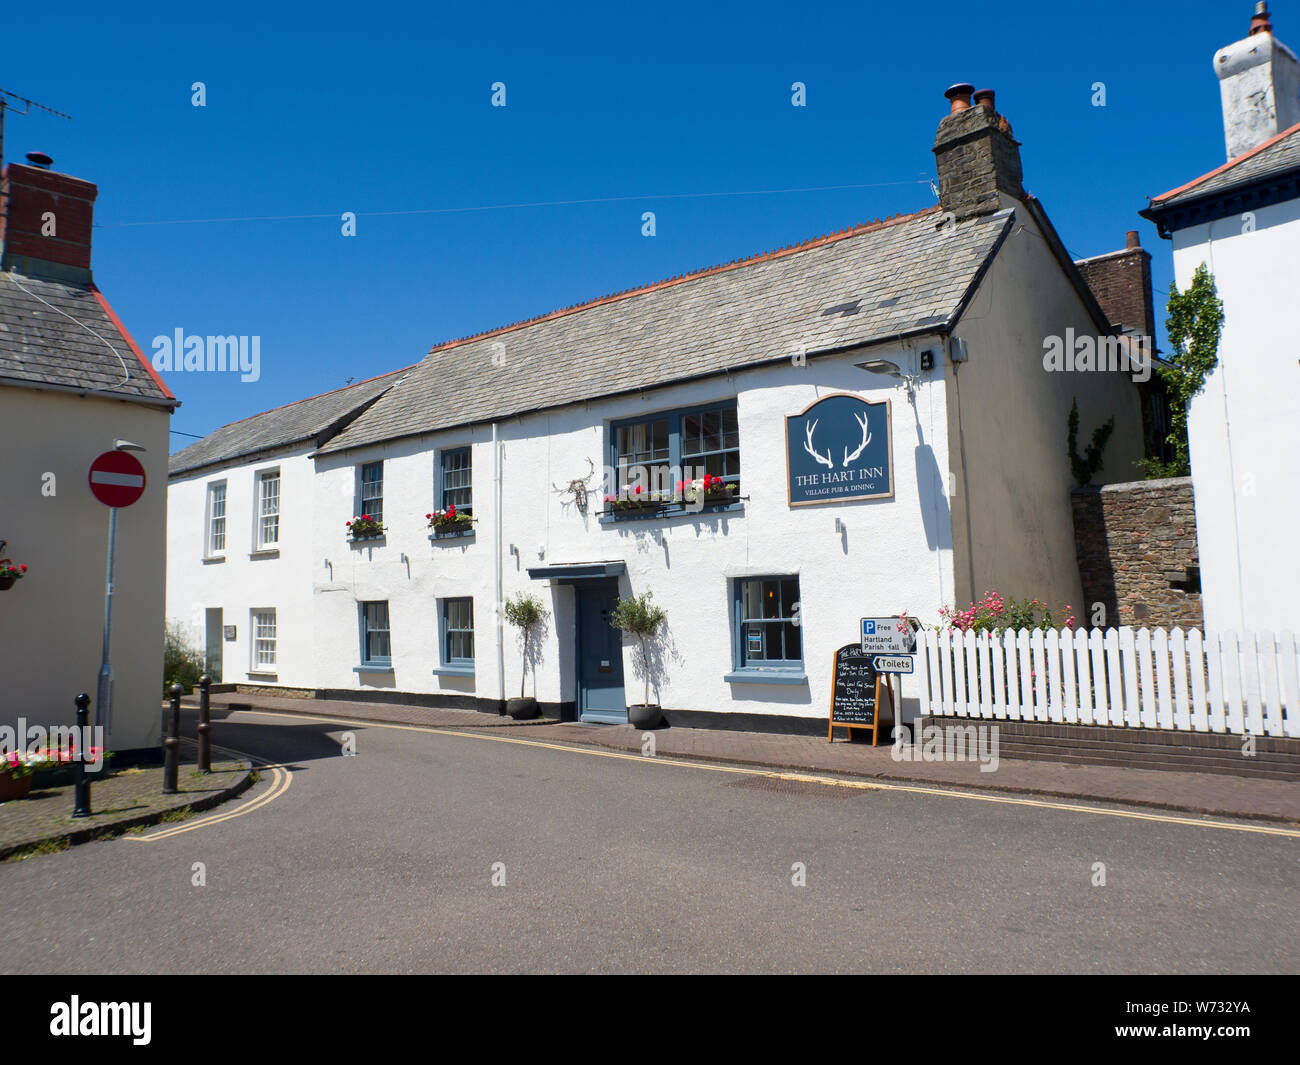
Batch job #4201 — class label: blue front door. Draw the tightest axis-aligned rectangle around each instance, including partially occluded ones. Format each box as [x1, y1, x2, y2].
[576, 580, 626, 724]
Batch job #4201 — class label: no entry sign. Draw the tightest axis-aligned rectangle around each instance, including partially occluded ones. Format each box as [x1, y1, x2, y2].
[88, 450, 146, 508]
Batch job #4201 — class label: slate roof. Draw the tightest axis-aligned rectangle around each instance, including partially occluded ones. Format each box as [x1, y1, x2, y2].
[0, 269, 175, 405]
[168, 368, 412, 477]
[1147, 120, 1300, 209]
[318, 206, 1013, 456]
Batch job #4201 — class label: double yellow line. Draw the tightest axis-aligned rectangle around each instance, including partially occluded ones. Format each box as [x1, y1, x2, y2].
[126, 741, 291, 842]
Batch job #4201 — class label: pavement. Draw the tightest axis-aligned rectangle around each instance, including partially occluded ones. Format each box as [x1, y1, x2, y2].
[3, 706, 1297, 974]
[186, 691, 1300, 824]
[0, 745, 251, 860]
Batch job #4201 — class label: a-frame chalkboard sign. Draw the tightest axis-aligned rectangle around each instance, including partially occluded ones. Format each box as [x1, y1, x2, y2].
[828, 643, 895, 745]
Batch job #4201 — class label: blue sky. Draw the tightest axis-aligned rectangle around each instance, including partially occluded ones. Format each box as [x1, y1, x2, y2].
[4, 0, 1251, 449]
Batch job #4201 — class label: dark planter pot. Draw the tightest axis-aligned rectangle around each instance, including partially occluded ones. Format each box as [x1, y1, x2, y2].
[0, 772, 31, 801]
[0, 575, 15, 590]
[506, 697, 539, 720]
[628, 704, 664, 729]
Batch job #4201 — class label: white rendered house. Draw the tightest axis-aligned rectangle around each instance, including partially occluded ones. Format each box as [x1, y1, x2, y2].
[1142, 3, 1300, 633]
[166, 370, 408, 689]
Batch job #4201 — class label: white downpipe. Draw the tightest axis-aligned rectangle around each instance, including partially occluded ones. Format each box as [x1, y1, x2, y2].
[493, 421, 505, 704]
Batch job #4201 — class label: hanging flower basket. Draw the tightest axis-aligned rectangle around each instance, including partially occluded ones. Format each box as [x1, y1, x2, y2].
[0, 559, 27, 591]
[0, 753, 34, 801]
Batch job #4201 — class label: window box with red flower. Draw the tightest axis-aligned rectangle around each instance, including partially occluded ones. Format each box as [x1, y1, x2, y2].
[600, 485, 673, 519]
[427, 505, 475, 540]
[598, 478, 745, 522]
[676, 474, 739, 506]
[346, 515, 385, 542]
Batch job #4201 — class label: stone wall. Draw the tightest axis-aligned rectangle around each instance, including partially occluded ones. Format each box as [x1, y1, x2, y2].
[1071, 477, 1204, 629]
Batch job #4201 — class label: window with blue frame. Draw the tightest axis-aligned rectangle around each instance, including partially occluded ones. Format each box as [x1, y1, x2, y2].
[359, 601, 392, 667]
[440, 447, 472, 513]
[441, 598, 474, 666]
[610, 402, 740, 497]
[734, 577, 802, 670]
[359, 461, 383, 525]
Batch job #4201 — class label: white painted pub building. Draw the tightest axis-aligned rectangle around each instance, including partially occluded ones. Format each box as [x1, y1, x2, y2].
[167, 88, 1148, 731]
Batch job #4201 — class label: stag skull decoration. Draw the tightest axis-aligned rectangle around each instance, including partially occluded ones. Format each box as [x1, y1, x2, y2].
[553, 458, 596, 515]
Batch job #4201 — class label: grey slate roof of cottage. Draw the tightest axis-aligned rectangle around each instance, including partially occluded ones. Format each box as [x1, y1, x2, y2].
[317, 205, 1013, 456]
[1147, 120, 1300, 209]
[168, 367, 412, 477]
[0, 269, 175, 406]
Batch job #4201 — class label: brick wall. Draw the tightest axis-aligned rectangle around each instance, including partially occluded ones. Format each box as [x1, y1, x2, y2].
[0, 163, 97, 272]
[1071, 477, 1203, 629]
[1074, 243, 1155, 337]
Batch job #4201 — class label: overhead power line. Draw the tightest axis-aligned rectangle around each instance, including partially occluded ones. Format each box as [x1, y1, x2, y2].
[99, 179, 935, 229]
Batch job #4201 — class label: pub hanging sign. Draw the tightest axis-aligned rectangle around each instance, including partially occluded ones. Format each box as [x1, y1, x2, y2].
[785, 393, 893, 507]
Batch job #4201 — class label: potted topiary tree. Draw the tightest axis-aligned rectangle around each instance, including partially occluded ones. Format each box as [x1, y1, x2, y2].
[503, 592, 547, 720]
[609, 590, 668, 728]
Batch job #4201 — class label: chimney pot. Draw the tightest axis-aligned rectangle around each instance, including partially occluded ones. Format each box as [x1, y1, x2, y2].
[944, 83, 975, 113]
[24, 151, 53, 169]
[1126, 230, 1140, 249]
[1251, 2, 1272, 35]
[973, 88, 996, 111]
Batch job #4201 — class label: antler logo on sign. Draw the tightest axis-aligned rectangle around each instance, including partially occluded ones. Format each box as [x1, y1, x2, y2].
[785, 394, 893, 506]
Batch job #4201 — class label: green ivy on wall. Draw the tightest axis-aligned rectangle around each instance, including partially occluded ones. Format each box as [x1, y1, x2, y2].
[1139, 262, 1224, 478]
[1068, 398, 1115, 487]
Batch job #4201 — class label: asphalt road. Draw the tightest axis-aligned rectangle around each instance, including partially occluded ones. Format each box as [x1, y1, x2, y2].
[1, 708, 1297, 974]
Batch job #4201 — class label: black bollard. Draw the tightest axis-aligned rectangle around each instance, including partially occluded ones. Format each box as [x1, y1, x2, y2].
[72, 693, 92, 818]
[197, 674, 212, 773]
[163, 682, 182, 794]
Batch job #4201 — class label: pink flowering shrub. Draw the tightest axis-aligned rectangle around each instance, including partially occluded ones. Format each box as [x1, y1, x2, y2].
[907, 590, 1076, 635]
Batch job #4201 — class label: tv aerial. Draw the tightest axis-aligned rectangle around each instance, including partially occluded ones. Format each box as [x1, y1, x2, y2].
[0, 88, 72, 171]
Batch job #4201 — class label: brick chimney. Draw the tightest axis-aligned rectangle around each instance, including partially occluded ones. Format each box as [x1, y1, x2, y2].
[1073, 230, 1155, 338]
[0, 157, 98, 283]
[933, 84, 1025, 220]
[1215, 3, 1300, 160]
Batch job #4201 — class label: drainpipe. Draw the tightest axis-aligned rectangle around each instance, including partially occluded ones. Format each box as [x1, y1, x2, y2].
[946, 333, 977, 605]
[493, 421, 505, 706]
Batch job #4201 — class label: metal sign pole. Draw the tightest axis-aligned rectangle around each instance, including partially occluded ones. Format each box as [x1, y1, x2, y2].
[95, 506, 118, 746]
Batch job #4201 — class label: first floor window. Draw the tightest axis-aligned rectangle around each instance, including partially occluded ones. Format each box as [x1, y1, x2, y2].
[252, 610, 277, 670]
[256, 469, 280, 548]
[206, 481, 227, 555]
[614, 416, 671, 493]
[611, 401, 740, 496]
[440, 447, 472, 513]
[361, 601, 391, 665]
[735, 576, 802, 667]
[359, 461, 384, 525]
[442, 598, 474, 665]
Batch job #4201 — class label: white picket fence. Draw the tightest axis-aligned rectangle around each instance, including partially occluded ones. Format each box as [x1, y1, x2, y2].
[913, 627, 1300, 737]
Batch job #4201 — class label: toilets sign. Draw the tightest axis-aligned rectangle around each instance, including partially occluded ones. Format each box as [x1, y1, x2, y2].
[786, 394, 893, 506]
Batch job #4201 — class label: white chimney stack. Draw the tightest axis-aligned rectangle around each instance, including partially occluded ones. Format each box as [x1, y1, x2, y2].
[1215, 3, 1300, 160]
